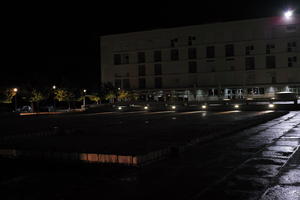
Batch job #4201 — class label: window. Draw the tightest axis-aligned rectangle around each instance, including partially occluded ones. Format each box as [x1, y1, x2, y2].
[114, 54, 121, 65]
[171, 38, 178, 47]
[139, 78, 146, 89]
[154, 64, 162, 75]
[266, 56, 276, 69]
[188, 61, 197, 73]
[225, 44, 234, 57]
[245, 57, 255, 70]
[137, 52, 145, 63]
[155, 77, 162, 89]
[288, 56, 297, 67]
[206, 46, 215, 58]
[188, 36, 196, 46]
[115, 79, 121, 88]
[171, 49, 179, 61]
[287, 41, 297, 52]
[122, 54, 129, 64]
[123, 79, 130, 89]
[245, 45, 254, 55]
[154, 51, 162, 62]
[188, 48, 197, 59]
[138, 65, 145, 76]
[266, 44, 275, 54]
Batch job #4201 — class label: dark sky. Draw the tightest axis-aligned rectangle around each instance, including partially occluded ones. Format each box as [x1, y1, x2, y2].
[2, 0, 299, 89]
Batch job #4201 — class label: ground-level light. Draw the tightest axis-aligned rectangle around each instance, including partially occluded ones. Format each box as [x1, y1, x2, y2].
[144, 106, 149, 110]
[118, 106, 122, 110]
[268, 104, 275, 108]
[234, 104, 239, 109]
[202, 105, 207, 109]
[171, 105, 176, 110]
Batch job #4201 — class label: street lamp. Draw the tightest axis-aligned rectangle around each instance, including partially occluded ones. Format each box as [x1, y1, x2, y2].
[284, 9, 293, 20]
[83, 89, 87, 108]
[13, 88, 18, 112]
[52, 85, 56, 111]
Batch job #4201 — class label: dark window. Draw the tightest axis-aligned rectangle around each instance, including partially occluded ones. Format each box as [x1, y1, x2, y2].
[138, 65, 145, 76]
[245, 45, 254, 55]
[137, 52, 145, 63]
[225, 44, 234, 57]
[114, 54, 121, 65]
[139, 78, 146, 89]
[288, 56, 297, 67]
[123, 79, 130, 89]
[171, 49, 179, 61]
[188, 61, 197, 73]
[266, 44, 275, 54]
[272, 76, 276, 84]
[245, 57, 255, 70]
[155, 77, 162, 89]
[206, 46, 215, 58]
[154, 64, 162, 75]
[259, 88, 265, 94]
[154, 51, 162, 62]
[115, 79, 121, 88]
[188, 48, 197, 59]
[123, 54, 129, 64]
[266, 56, 276, 69]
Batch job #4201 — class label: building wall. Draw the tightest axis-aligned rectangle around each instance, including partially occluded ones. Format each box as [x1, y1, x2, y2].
[101, 15, 300, 96]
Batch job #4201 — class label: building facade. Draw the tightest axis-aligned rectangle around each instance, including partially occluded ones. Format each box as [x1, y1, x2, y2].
[101, 15, 300, 102]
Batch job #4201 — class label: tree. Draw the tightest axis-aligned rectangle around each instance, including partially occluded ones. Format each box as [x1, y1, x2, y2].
[29, 89, 46, 112]
[88, 94, 101, 104]
[105, 92, 116, 103]
[54, 89, 74, 110]
[117, 90, 129, 101]
[0, 88, 17, 104]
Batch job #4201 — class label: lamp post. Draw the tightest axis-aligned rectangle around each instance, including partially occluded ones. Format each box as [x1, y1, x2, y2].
[53, 85, 56, 111]
[83, 89, 87, 108]
[13, 88, 18, 112]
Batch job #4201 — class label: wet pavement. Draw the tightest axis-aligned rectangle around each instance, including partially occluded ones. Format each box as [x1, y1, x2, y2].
[1, 111, 300, 200]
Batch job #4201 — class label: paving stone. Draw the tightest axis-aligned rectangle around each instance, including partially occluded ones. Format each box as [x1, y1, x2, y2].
[279, 169, 300, 185]
[261, 185, 300, 200]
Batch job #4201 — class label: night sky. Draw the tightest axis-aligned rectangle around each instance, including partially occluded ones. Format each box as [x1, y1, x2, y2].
[2, 0, 299, 89]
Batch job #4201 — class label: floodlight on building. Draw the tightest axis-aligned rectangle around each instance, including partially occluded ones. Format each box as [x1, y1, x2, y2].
[171, 105, 176, 110]
[118, 106, 122, 110]
[144, 106, 149, 110]
[268, 104, 275, 108]
[284, 9, 293, 19]
[202, 105, 207, 109]
[234, 104, 239, 109]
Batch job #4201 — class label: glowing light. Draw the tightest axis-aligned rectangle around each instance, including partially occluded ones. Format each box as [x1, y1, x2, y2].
[144, 106, 148, 110]
[171, 105, 176, 110]
[234, 104, 239, 109]
[268, 104, 275, 108]
[13, 88, 18, 92]
[83, 89, 87, 93]
[118, 106, 122, 110]
[284, 10, 293, 19]
[202, 105, 207, 109]
[53, 85, 56, 89]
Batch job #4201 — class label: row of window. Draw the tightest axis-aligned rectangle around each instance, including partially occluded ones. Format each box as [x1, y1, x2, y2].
[135, 56, 297, 75]
[115, 77, 162, 89]
[114, 42, 297, 65]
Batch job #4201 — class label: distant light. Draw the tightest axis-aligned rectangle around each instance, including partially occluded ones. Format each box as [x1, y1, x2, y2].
[271, 97, 275, 100]
[13, 88, 18, 92]
[234, 104, 239, 109]
[268, 104, 275, 108]
[171, 105, 176, 110]
[144, 106, 148, 110]
[118, 106, 122, 110]
[52, 85, 56, 90]
[83, 89, 87, 93]
[284, 10, 293, 19]
[202, 105, 207, 109]
[118, 88, 121, 90]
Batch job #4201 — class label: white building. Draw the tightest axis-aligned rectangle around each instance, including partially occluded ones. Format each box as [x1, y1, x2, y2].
[101, 15, 300, 101]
